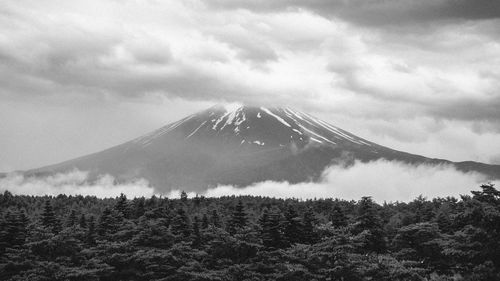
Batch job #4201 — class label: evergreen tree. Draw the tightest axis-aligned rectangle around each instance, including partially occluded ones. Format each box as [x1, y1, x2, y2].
[17, 211, 29, 244]
[133, 197, 146, 218]
[41, 200, 60, 233]
[471, 183, 500, 205]
[0, 215, 8, 254]
[0, 211, 25, 251]
[211, 209, 220, 228]
[170, 208, 191, 237]
[193, 194, 201, 207]
[283, 205, 302, 245]
[435, 208, 453, 234]
[65, 209, 77, 227]
[1, 190, 13, 205]
[459, 184, 500, 269]
[229, 200, 247, 234]
[86, 215, 96, 245]
[79, 214, 87, 228]
[180, 191, 188, 203]
[202, 213, 209, 229]
[302, 208, 317, 244]
[114, 193, 129, 218]
[260, 208, 283, 248]
[411, 195, 434, 223]
[192, 216, 201, 247]
[330, 205, 348, 227]
[97, 207, 117, 237]
[259, 207, 269, 228]
[392, 222, 445, 271]
[352, 196, 386, 253]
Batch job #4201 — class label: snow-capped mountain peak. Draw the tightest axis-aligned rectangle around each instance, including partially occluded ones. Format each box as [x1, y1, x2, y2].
[133, 105, 375, 151]
[29, 104, 500, 192]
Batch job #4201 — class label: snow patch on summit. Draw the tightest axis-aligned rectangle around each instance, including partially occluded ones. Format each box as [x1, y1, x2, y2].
[133, 105, 373, 150]
[260, 107, 291, 127]
[222, 103, 243, 113]
[186, 121, 207, 139]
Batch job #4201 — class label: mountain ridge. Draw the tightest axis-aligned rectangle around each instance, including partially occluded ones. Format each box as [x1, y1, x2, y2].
[20, 105, 500, 192]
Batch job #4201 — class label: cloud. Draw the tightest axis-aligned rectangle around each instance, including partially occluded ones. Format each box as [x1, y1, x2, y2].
[1, 0, 498, 119]
[1, 161, 497, 202]
[0, 170, 155, 198]
[206, 0, 500, 26]
[201, 159, 497, 202]
[1, 0, 500, 172]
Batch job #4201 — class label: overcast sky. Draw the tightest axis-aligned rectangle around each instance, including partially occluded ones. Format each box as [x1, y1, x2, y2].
[1, 0, 500, 172]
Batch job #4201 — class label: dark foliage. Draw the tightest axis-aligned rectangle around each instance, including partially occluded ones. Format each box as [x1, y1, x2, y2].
[1, 184, 500, 280]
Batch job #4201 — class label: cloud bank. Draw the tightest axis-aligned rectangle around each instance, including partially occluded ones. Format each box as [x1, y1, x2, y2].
[0, 170, 154, 198]
[208, 0, 500, 25]
[1, 160, 497, 202]
[202, 159, 497, 202]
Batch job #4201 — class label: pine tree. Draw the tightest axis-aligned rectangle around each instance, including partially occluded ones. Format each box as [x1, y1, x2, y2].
[0, 211, 25, 250]
[18, 211, 29, 244]
[259, 208, 269, 231]
[192, 216, 201, 247]
[193, 194, 201, 207]
[211, 209, 220, 228]
[201, 213, 209, 229]
[86, 215, 96, 245]
[302, 208, 317, 244]
[79, 214, 87, 228]
[180, 191, 188, 203]
[114, 193, 129, 218]
[97, 208, 117, 237]
[0, 215, 7, 253]
[41, 200, 60, 233]
[471, 183, 500, 205]
[229, 200, 247, 234]
[353, 196, 386, 253]
[330, 205, 348, 227]
[283, 205, 302, 245]
[1, 190, 13, 205]
[435, 208, 453, 234]
[66, 209, 77, 227]
[260, 208, 283, 248]
[170, 208, 191, 237]
[412, 195, 434, 223]
[133, 197, 146, 218]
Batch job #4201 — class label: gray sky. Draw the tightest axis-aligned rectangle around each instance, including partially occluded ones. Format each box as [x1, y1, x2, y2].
[1, 0, 500, 172]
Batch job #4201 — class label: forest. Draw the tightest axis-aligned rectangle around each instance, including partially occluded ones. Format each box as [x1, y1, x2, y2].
[0, 184, 500, 281]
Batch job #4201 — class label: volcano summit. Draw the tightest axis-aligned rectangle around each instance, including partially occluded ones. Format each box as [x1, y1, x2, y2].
[26, 105, 500, 192]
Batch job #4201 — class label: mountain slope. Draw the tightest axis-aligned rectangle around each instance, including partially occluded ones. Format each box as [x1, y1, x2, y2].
[27, 105, 500, 192]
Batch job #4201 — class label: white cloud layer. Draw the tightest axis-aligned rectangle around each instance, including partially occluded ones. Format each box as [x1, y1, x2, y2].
[200, 160, 497, 202]
[1, 161, 497, 202]
[0, 170, 155, 198]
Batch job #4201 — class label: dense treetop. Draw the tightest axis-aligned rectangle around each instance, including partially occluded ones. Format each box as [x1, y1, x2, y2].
[1, 184, 500, 280]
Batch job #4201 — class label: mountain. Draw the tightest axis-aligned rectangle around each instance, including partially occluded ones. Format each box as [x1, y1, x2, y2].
[26, 105, 500, 192]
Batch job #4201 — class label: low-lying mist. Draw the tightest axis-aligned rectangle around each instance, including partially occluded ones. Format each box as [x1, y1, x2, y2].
[1, 160, 496, 202]
[176, 159, 497, 202]
[0, 170, 154, 198]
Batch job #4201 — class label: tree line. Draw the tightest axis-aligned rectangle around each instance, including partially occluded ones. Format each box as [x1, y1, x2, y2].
[0, 184, 499, 280]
